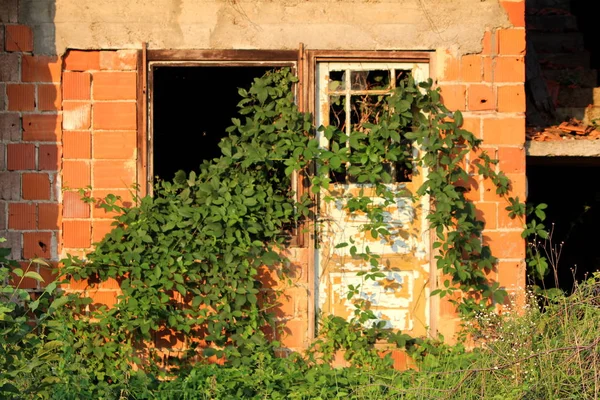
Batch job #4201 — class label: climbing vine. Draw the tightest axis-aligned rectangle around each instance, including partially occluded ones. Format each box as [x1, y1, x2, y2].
[59, 67, 526, 376]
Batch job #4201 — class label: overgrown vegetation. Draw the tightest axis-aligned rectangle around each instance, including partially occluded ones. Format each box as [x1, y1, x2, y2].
[2, 67, 581, 399]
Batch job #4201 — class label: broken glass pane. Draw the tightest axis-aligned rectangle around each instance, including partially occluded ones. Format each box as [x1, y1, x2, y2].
[328, 70, 346, 92]
[351, 69, 390, 90]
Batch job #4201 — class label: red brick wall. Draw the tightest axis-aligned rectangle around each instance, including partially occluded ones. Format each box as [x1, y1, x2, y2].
[0, 0, 526, 352]
[1, 12, 61, 287]
[61, 50, 138, 258]
[436, 0, 526, 339]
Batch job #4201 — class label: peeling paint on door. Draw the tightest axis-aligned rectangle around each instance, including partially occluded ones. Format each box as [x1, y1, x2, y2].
[315, 61, 431, 336]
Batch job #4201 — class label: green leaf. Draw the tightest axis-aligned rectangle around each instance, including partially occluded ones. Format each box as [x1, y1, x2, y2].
[23, 271, 44, 282]
[49, 296, 69, 311]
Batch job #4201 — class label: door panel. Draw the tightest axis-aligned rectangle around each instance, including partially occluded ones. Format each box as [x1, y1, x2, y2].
[315, 62, 431, 335]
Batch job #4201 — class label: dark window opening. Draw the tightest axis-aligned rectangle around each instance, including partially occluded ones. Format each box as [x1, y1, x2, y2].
[527, 159, 600, 292]
[152, 66, 272, 181]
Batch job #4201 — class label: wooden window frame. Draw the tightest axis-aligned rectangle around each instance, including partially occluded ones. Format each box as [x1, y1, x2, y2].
[138, 48, 435, 341]
[140, 49, 308, 246]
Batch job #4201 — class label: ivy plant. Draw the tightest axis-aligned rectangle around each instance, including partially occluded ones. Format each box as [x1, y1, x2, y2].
[59, 67, 529, 374]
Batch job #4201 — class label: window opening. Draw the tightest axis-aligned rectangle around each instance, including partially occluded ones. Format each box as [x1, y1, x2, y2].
[527, 160, 600, 292]
[317, 62, 427, 184]
[151, 65, 272, 181]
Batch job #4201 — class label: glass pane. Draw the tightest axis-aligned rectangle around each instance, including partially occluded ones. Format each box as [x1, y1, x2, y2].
[394, 69, 410, 88]
[329, 96, 347, 183]
[329, 95, 346, 132]
[395, 160, 413, 182]
[351, 69, 390, 90]
[349, 95, 386, 131]
[328, 70, 345, 92]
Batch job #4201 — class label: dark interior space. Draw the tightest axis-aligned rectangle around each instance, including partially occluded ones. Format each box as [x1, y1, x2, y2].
[571, 0, 600, 83]
[526, 159, 600, 291]
[152, 66, 272, 181]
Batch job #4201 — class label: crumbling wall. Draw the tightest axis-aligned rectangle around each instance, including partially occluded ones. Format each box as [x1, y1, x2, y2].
[20, 0, 512, 56]
[1, 0, 527, 350]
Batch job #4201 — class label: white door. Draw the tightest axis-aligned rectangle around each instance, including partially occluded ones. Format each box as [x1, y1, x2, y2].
[315, 61, 432, 335]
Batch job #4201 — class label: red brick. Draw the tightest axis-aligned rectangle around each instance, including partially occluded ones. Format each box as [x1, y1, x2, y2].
[475, 202, 497, 230]
[63, 220, 91, 248]
[37, 84, 62, 111]
[498, 146, 525, 174]
[8, 203, 35, 230]
[93, 102, 137, 130]
[11, 262, 39, 289]
[0, 113, 21, 141]
[64, 50, 101, 72]
[93, 71, 137, 100]
[497, 260, 525, 288]
[498, 206, 524, 229]
[461, 117, 481, 139]
[501, 1, 525, 28]
[270, 289, 297, 320]
[5, 25, 33, 52]
[38, 144, 61, 171]
[506, 172, 526, 198]
[440, 52, 459, 81]
[0, 53, 19, 82]
[62, 71, 91, 100]
[93, 160, 136, 189]
[498, 84, 525, 113]
[483, 57, 494, 82]
[22, 114, 62, 142]
[482, 178, 504, 202]
[63, 131, 91, 159]
[63, 190, 90, 218]
[92, 219, 116, 243]
[379, 350, 415, 371]
[439, 292, 461, 318]
[91, 189, 134, 218]
[438, 85, 466, 111]
[468, 84, 495, 111]
[461, 55, 482, 82]
[38, 203, 60, 230]
[7, 84, 35, 111]
[498, 29, 525, 56]
[89, 291, 118, 308]
[62, 102, 91, 130]
[62, 160, 90, 189]
[99, 50, 138, 71]
[484, 230, 525, 259]
[21, 55, 61, 83]
[93, 131, 136, 159]
[481, 31, 495, 56]
[482, 117, 525, 145]
[494, 56, 525, 83]
[23, 231, 52, 259]
[7, 143, 35, 170]
[39, 263, 58, 285]
[22, 173, 51, 200]
[280, 319, 308, 348]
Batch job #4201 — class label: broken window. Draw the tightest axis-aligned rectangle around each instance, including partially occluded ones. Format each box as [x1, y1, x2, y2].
[316, 62, 429, 183]
[151, 65, 273, 181]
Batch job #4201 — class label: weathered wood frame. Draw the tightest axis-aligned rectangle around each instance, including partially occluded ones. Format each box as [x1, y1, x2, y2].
[139, 48, 437, 342]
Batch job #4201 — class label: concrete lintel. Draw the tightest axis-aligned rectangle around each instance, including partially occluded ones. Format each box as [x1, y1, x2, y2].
[526, 139, 600, 157]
